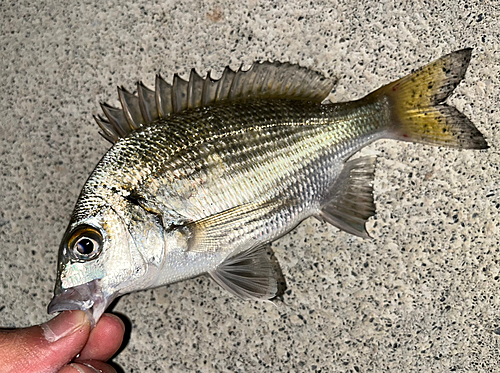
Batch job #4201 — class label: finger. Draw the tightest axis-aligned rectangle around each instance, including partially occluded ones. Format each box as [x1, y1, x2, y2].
[75, 313, 125, 362]
[59, 360, 117, 373]
[0, 311, 90, 373]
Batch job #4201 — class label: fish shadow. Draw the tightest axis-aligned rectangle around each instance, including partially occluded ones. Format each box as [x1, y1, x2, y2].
[107, 298, 132, 373]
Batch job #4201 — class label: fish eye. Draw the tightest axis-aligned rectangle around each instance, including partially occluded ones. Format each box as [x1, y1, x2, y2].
[68, 226, 103, 261]
[75, 237, 98, 255]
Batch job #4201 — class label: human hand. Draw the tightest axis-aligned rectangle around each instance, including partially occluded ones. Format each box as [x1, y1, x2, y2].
[0, 310, 125, 373]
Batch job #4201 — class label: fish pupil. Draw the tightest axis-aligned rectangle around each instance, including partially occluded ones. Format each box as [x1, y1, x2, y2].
[76, 238, 94, 255]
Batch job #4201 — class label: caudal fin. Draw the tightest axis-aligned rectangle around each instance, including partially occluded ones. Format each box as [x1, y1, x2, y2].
[370, 49, 487, 149]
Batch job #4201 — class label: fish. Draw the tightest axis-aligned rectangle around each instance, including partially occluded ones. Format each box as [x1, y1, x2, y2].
[48, 49, 487, 326]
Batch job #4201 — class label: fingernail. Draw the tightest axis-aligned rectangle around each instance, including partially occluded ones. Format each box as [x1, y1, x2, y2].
[66, 362, 116, 373]
[41, 311, 88, 343]
[69, 363, 99, 373]
[59, 363, 104, 373]
[81, 363, 103, 373]
[67, 364, 88, 373]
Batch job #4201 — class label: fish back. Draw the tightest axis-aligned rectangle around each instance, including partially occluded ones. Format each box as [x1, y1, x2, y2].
[94, 62, 337, 143]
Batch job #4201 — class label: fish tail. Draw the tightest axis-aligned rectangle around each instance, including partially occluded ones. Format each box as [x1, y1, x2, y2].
[369, 48, 488, 149]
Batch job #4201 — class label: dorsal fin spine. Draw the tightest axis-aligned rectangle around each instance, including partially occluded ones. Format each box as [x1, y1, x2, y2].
[100, 102, 130, 137]
[172, 74, 188, 113]
[97, 62, 336, 144]
[201, 72, 218, 106]
[215, 66, 236, 102]
[188, 69, 204, 109]
[94, 114, 119, 143]
[137, 81, 158, 124]
[118, 86, 143, 130]
[155, 74, 172, 118]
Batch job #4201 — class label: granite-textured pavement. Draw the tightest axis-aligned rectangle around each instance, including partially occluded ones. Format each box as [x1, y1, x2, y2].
[2, 1, 500, 371]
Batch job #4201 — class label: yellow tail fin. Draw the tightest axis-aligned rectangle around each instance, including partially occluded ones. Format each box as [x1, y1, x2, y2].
[370, 49, 487, 149]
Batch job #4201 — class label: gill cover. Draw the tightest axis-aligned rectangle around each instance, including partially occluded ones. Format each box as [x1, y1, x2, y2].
[49, 195, 165, 327]
[48, 202, 136, 326]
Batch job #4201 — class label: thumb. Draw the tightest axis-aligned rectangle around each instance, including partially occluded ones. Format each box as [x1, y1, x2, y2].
[0, 311, 91, 373]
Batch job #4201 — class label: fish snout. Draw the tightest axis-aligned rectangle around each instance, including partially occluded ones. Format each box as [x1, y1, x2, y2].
[47, 279, 115, 328]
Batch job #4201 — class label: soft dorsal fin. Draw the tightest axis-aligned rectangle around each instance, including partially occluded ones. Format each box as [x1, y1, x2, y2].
[94, 62, 337, 143]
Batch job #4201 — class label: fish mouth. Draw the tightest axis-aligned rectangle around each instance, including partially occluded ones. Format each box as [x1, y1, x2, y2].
[47, 279, 115, 328]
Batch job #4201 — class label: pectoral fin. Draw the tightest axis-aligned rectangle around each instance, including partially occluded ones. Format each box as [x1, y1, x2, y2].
[317, 155, 377, 238]
[209, 244, 286, 301]
[187, 200, 288, 253]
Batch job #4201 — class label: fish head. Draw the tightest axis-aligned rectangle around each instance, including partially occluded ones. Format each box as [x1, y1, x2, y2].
[48, 198, 164, 326]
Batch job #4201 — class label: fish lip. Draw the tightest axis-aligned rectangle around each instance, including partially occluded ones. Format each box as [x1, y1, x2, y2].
[47, 279, 115, 328]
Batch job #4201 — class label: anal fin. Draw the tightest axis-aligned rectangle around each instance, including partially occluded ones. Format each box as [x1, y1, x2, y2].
[209, 244, 286, 301]
[317, 155, 377, 238]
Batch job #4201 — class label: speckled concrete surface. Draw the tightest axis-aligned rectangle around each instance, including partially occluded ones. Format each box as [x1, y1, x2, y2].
[1, 1, 500, 372]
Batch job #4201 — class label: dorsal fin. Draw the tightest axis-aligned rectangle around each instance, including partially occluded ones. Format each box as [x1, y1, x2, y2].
[95, 62, 337, 143]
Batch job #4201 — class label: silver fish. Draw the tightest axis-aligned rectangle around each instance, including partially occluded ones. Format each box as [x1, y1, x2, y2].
[48, 49, 487, 326]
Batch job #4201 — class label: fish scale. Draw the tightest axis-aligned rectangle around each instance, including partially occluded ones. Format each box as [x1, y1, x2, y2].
[49, 49, 488, 327]
[96, 99, 386, 222]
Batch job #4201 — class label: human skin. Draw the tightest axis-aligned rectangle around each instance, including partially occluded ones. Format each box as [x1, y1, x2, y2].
[0, 311, 125, 373]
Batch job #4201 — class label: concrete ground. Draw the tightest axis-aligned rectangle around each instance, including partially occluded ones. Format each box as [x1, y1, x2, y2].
[1, 0, 500, 372]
